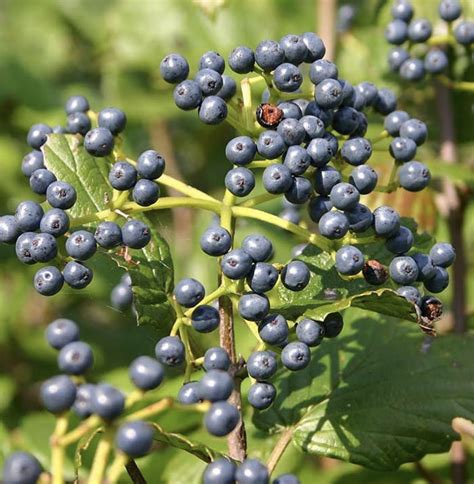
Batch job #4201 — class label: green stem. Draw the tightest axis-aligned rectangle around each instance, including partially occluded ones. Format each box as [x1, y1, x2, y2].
[89, 429, 113, 484]
[51, 415, 68, 484]
[436, 74, 474, 92]
[266, 427, 294, 475]
[427, 34, 456, 47]
[183, 285, 228, 317]
[247, 160, 274, 169]
[371, 130, 389, 144]
[124, 397, 174, 421]
[158, 174, 219, 202]
[58, 415, 102, 447]
[107, 452, 129, 484]
[238, 192, 279, 207]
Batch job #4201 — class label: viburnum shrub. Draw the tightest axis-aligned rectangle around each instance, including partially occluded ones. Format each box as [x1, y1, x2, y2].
[1, 20, 471, 484]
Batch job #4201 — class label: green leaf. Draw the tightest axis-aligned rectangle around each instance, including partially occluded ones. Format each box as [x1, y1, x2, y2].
[253, 309, 474, 470]
[42, 134, 112, 218]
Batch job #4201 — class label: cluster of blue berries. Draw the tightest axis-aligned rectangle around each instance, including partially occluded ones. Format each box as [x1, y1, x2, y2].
[386, 0, 473, 82]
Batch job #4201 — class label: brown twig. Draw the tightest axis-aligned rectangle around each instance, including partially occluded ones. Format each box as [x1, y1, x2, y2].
[267, 427, 294, 475]
[219, 295, 247, 461]
[125, 459, 147, 484]
[317, 0, 337, 60]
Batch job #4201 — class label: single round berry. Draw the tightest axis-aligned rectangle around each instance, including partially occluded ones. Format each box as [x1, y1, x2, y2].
[247, 262, 278, 293]
[335, 245, 364, 275]
[160, 53, 190, 83]
[115, 421, 154, 458]
[58, 341, 94, 375]
[221, 249, 253, 279]
[214, 76, 238, 98]
[247, 351, 278, 380]
[65, 95, 89, 114]
[200, 226, 232, 256]
[430, 243, 456, 268]
[373, 88, 397, 115]
[308, 196, 333, 223]
[242, 234, 273, 262]
[349, 165, 378, 194]
[399, 118, 427, 146]
[22, 150, 45, 177]
[94, 221, 122, 248]
[278, 119, 306, 146]
[248, 382, 276, 410]
[345, 203, 373, 233]
[258, 313, 289, 345]
[281, 260, 310, 291]
[30, 233, 58, 262]
[278, 101, 303, 120]
[191, 305, 220, 333]
[137, 150, 165, 179]
[111, 282, 133, 311]
[225, 167, 255, 197]
[330, 182, 360, 210]
[203, 458, 237, 484]
[283, 146, 311, 175]
[27, 123, 52, 149]
[155, 336, 185, 366]
[109, 161, 137, 190]
[132, 179, 160, 206]
[203, 347, 231, 371]
[300, 115, 325, 139]
[2, 452, 42, 484]
[424, 266, 449, 293]
[236, 459, 270, 484]
[255, 40, 285, 72]
[199, 369, 234, 402]
[399, 161, 431, 192]
[454, 21, 474, 45]
[285, 176, 313, 205]
[174, 80, 202, 110]
[34, 266, 64, 296]
[385, 19, 408, 45]
[314, 166, 341, 196]
[389, 137, 417, 162]
[397, 286, 421, 306]
[29, 168, 57, 195]
[178, 381, 202, 404]
[84, 127, 115, 157]
[46, 318, 79, 350]
[46, 181, 77, 210]
[15, 232, 36, 265]
[332, 106, 359, 135]
[129, 356, 164, 391]
[122, 219, 151, 249]
[384, 110, 410, 136]
[296, 318, 325, 347]
[273, 474, 300, 484]
[91, 383, 125, 420]
[373, 206, 400, 237]
[385, 226, 414, 255]
[40, 374, 77, 413]
[363, 259, 389, 286]
[199, 95, 228, 125]
[204, 402, 240, 437]
[315, 78, 343, 109]
[281, 342, 310, 371]
[420, 296, 443, 320]
[400, 58, 425, 82]
[63, 261, 93, 289]
[15, 200, 44, 231]
[389, 256, 419, 285]
[412, 253, 437, 281]
[40, 209, 70, 237]
[309, 59, 338, 84]
[341, 137, 372, 166]
[66, 230, 96, 260]
[225, 136, 257, 166]
[324, 312, 344, 337]
[238, 293, 270, 321]
[280, 34, 307, 64]
[67, 112, 91, 135]
[257, 131, 286, 159]
[391, 0, 414, 21]
[98, 107, 127, 135]
[256, 103, 284, 129]
[424, 49, 448, 74]
[408, 18, 432, 43]
[273, 63, 303, 92]
[388, 47, 410, 72]
[199, 51, 225, 73]
[302, 32, 325, 62]
[318, 211, 349, 239]
[174, 278, 205, 308]
[262, 164, 293, 194]
[228, 46, 255, 74]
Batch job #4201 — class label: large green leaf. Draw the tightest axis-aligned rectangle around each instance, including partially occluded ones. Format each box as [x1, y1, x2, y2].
[253, 309, 474, 470]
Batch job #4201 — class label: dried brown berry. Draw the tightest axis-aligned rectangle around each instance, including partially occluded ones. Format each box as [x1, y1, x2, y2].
[420, 296, 443, 322]
[362, 260, 388, 286]
[256, 103, 284, 129]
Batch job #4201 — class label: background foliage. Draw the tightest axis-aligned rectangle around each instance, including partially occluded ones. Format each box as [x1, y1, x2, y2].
[0, 0, 473, 482]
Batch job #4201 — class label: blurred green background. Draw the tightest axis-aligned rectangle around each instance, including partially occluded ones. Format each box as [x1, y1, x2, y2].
[0, 0, 473, 482]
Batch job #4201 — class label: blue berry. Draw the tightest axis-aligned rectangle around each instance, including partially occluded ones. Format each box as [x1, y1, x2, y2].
[98, 107, 127, 135]
[22, 151, 44, 177]
[199, 96, 227, 124]
[258, 313, 289, 345]
[397, 286, 421, 306]
[412, 253, 437, 281]
[296, 318, 325, 346]
[200, 226, 232, 256]
[302, 32, 325, 62]
[242, 234, 273, 262]
[129, 355, 164, 390]
[308, 196, 333, 223]
[46, 318, 79, 350]
[109, 161, 137, 190]
[330, 182, 360, 210]
[111, 282, 133, 310]
[67, 112, 91, 135]
[388, 47, 410, 72]
[389, 137, 417, 162]
[400, 58, 425, 82]
[257, 131, 286, 159]
[278, 101, 303, 120]
[425, 49, 448, 74]
[58, 341, 94, 375]
[318, 211, 349, 239]
[174, 278, 205, 308]
[30, 233, 57, 262]
[314, 166, 341, 196]
[155, 336, 185, 366]
[400, 119, 428, 146]
[373, 88, 397, 115]
[373, 206, 400, 237]
[73, 383, 95, 419]
[15, 200, 43, 232]
[263, 164, 293, 194]
[384, 110, 410, 136]
[27, 123, 52, 149]
[217, 75, 237, 101]
[200, 369, 234, 402]
[332, 106, 359, 135]
[341, 137, 372, 166]
[307, 138, 333, 167]
[132, 179, 160, 206]
[225, 167, 255, 197]
[195, 68, 224, 96]
[430, 243, 456, 268]
[398, 161, 431, 191]
[279, 34, 307, 64]
[274, 474, 300, 484]
[178, 382, 202, 404]
[337, 5, 357, 32]
[160, 53, 190, 83]
[221, 248, 253, 279]
[324, 312, 344, 337]
[300, 115, 325, 139]
[226, 136, 256, 165]
[236, 459, 269, 484]
[66, 230, 96, 260]
[247, 351, 277, 380]
[424, 267, 449, 293]
[204, 402, 240, 436]
[116, 421, 154, 458]
[229, 46, 255, 74]
[203, 458, 237, 484]
[91, 383, 125, 420]
[29, 168, 57, 195]
[94, 221, 122, 248]
[65, 95, 89, 114]
[40, 374, 77, 413]
[385, 19, 408, 45]
[345, 203, 373, 232]
[273, 63, 303, 92]
[34, 266, 64, 296]
[335, 245, 364, 275]
[84, 127, 115, 157]
[281, 260, 310, 291]
[285, 176, 313, 205]
[391, 0, 414, 21]
[199, 51, 225, 74]
[122, 219, 151, 249]
[389, 256, 419, 284]
[2, 452, 42, 484]
[281, 342, 310, 371]
[174, 80, 202, 110]
[315, 79, 343, 109]
[15, 232, 36, 265]
[277, 119, 306, 146]
[350, 165, 378, 194]
[385, 226, 414, 254]
[408, 18, 432, 43]
[255, 40, 285, 72]
[46, 181, 77, 210]
[238, 293, 270, 321]
[305, 102, 332, 126]
[454, 21, 474, 45]
[247, 262, 278, 293]
[355, 82, 378, 106]
[191, 305, 220, 333]
[248, 382, 276, 410]
[63, 261, 93, 289]
[40, 209, 70, 237]
[137, 150, 165, 179]
[309, 59, 338, 84]
[204, 347, 231, 371]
